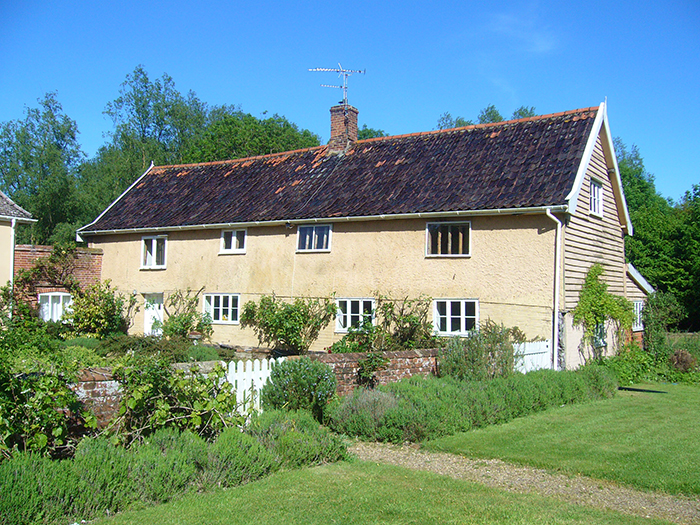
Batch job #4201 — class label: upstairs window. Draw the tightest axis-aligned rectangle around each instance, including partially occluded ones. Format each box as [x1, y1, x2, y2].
[220, 229, 246, 254]
[297, 224, 332, 252]
[39, 292, 72, 322]
[426, 222, 470, 256]
[336, 298, 375, 332]
[142, 236, 167, 269]
[590, 179, 603, 217]
[204, 293, 240, 324]
[433, 299, 478, 336]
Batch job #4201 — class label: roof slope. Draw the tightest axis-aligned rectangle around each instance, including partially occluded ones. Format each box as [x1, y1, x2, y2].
[81, 107, 599, 233]
[0, 191, 33, 221]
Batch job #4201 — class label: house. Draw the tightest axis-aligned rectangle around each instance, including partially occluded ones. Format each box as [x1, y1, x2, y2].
[77, 102, 650, 369]
[0, 191, 35, 301]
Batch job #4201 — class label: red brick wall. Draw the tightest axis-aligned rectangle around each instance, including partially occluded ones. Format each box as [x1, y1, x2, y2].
[13, 245, 103, 302]
[311, 348, 438, 396]
[72, 368, 121, 429]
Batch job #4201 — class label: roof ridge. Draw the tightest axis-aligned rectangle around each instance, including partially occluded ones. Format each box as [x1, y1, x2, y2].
[152, 144, 328, 170]
[356, 105, 600, 145]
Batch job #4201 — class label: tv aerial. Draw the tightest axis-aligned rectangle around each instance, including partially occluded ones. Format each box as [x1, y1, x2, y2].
[309, 63, 365, 105]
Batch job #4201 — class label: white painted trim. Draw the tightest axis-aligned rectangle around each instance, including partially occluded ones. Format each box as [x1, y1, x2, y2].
[296, 223, 333, 253]
[219, 229, 247, 255]
[628, 263, 655, 295]
[77, 162, 155, 241]
[545, 209, 562, 370]
[566, 104, 606, 215]
[78, 205, 569, 237]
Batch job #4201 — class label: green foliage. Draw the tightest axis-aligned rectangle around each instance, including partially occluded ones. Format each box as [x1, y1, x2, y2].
[246, 409, 348, 468]
[95, 333, 193, 362]
[438, 320, 526, 381]
[153, 287, 213, 340]
[357, 352, 390, 387]
[511, 106, 537, 119]
[643, 290, 684, 360]
[326, 367, 617, 443]
[329, 295, 441, 355]
[110, 353, 243, 445]
[572, 263, 634, 360]
[477, 104, 504, 124]
[436, 111, 474, 129]
[0, 93, 86, 243]
[261, 357, 336, 421]
[240, 294, 336, 355]
[69, 280, 138, 339]
[0, 368, 96, 458]
[357, 124, 387, 140]
[0, 416, 348, 524]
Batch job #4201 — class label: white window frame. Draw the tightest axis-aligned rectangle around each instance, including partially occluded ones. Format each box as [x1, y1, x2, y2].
[335, 298, 375, 333]
[38, 292, 73, 322]
[220, 229, 246, 254]
[433, 299, 479, 336]
[297, 224, 332, 252]
[590, 179, 603, 217]
[633, 301, 644, 331]
[141, 235, 167, 269]
[426, 221, 471, 257]
[203, 293, 240, 324]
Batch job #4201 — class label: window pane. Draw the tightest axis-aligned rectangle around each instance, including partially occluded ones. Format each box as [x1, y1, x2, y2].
[143, 239, 153, 266]
[464, 301, 476, 317]
[223, 231, 233, 250]
[235, 230, 245, 250]
[155, 238, 165, 266]
[298, 227, 312, 250]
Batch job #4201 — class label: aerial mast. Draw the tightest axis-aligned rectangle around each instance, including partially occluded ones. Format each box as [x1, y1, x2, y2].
[308, 63, 365, 105]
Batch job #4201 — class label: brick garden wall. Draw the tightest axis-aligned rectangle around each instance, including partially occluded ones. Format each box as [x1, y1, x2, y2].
[72, 349, 439, 427]
[72, 368, 121, 429]
[311, 348, 439, 396]
[14, 245, 103, 304]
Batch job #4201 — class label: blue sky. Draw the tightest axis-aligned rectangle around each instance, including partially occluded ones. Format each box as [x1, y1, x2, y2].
[1, 0, 698, 203]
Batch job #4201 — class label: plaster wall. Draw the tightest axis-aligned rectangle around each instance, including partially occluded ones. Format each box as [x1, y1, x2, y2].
[0, 221, 13, 287]
[91, 214, 558, 352]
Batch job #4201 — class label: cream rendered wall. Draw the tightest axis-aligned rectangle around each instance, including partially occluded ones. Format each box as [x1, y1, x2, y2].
[0, 221, 13, 287]
[91, 213, 558, 352]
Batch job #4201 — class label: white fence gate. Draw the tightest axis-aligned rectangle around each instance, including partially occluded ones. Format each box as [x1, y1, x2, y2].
[515, 340, 552, 373]
[226, 357, 285, 413]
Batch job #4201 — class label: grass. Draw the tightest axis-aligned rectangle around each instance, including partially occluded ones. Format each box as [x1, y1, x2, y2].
[93, 461, 672, 525]
[425, 383, 700, 496]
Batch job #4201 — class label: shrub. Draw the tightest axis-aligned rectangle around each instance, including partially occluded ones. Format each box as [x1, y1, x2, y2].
[96, 333, 194, 362]
[438, 320, 525, 381]
[69, 281, 138, 339]
[109, 353, 242, 445]
[326, 368, 618, 443]
[246, 409, 347, 468]
[643, 291, 684, 361]
[153, 288, 213, 340]
[572, 263, 634, 360]
[670, 348, 698, 372]
[602, 343, 655, 385]
[240, 295, 336, 354]
[261, 357, 336, 421]
[0, 368, 96, 458]
[207, 428, 276, 487]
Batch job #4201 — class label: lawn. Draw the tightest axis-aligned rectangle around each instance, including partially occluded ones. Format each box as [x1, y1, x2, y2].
[94, 461, 672, 525]
[425, 383, 700, 495]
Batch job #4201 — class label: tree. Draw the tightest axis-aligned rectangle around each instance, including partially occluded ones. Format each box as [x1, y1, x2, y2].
[357, 124, 387, 140]
[511, 106, 537, 120]
[436, 112, 473, 130]
[477, 104, 504, 124]
[0, 93, 86, 243]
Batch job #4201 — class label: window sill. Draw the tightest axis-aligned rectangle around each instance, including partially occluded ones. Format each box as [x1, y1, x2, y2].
[425, 254, 472, 259]
[218, 250, 246, 256]
[296, 249, 331, 254]
[140, 266, 167, 271]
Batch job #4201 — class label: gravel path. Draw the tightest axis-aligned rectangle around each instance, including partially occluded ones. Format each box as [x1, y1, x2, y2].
[349, 441, 700, 525]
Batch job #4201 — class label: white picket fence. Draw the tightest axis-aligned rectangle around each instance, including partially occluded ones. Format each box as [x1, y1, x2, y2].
[515, 340, 552, 373]
[226, 357, 285, 413]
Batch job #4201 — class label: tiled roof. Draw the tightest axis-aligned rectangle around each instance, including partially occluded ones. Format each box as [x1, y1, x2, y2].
[0, 191, 33, 221]
[81, 107, 598, 233]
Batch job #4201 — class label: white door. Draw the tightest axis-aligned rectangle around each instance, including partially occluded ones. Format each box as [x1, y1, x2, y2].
[144, 293, 164, 336]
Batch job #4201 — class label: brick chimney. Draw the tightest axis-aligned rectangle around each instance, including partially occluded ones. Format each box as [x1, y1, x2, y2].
[328, 104, 358, 154]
